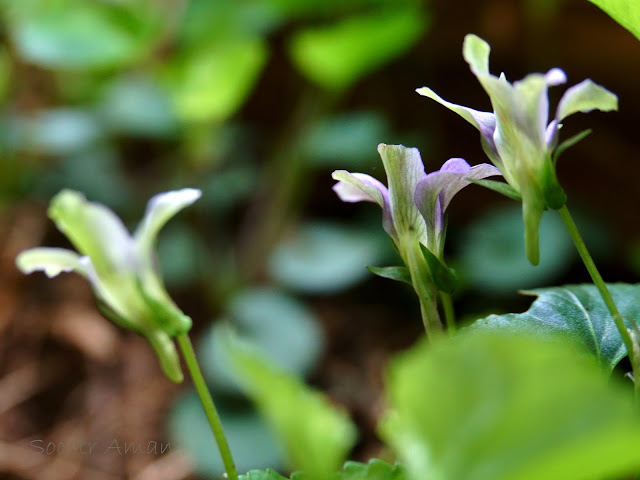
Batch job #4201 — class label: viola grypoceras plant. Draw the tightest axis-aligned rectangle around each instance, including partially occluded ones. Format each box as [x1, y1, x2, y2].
[332, 143, 499, 335]
[15, 188, 239, 480]
[417, 34, 617, 265]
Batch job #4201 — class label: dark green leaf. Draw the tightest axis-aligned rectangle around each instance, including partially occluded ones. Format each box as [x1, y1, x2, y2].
[366, 265, 412, 285]
[471, 283, 640, 370]
[381, 331, 640, 480]
[240, 470, 291, 480]
[468, 178, 522, 201]
[419, 244, 457, 294]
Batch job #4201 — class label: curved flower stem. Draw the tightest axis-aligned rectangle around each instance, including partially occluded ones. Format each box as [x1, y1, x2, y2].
[558, 206, 640, 397]
[403, 240, 443, 338]
[439, 292, 456, 334]
[177, 334, 238, 480]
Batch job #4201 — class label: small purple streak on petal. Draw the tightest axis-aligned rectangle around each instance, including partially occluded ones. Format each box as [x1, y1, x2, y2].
[545, 68, 567, 86]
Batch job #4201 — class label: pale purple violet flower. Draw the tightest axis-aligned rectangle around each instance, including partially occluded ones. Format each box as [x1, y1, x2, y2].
[417, 34, 617, 265]
[332, 144, 499, 258]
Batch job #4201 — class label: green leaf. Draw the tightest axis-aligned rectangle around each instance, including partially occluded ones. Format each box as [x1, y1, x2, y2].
[366, 265, 412, 285]
[588, 0, 640, 42]
[166, 38, 267, 123]
[98, 75, 178, 138]
[468, 178, 522, 201]
[269, 222, 386, 294]
[240, 470, 291, 480]
[304, 112, 390, 168]
[458, 205, 574, 294]
[381, 331, 640, 480]
[289, 8, 426, 90]
[471, 283, 640, 370]
[9, 3, 152, 69]
[419, 244, 457, 294]
[199, 288, 324, 395]
[232, 342, 358, 480]
[169, 392, 284, 477]
[341, 460, 407, 480]
[552, 129, 591, 163]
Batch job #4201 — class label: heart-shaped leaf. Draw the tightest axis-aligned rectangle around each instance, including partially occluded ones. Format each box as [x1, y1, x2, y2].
[381, 331, 640, 480]
[471, 283, 640, 370]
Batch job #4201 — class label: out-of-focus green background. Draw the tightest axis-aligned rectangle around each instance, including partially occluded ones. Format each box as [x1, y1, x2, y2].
[1, 0, 639, 478]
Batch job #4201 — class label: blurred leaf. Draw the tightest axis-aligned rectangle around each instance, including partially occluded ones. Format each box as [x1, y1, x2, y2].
[269, 222, 386, 294]
[232, 341, 357, 480]
[156, 222, 202, 288]
[5, 109, 103, 156]
[289, 8, 426, 90]
[166, 38, 267, 123]
[34, 148, 130, 209]
[587, 0, 640, 41]
[304, 112, 390, 168]
[0, 47, 11, 102]
[8, 3, 153, 69]
[240, 470, 290, 480]
[457, 205, 573, 294]
[199, 164, 259, 213]
[199, 288, 324, 395]
[381, 331, 640, 480]
[471, 283, 640, 370]
[169, 392, 283, 477]
[98, 75, 178, 138]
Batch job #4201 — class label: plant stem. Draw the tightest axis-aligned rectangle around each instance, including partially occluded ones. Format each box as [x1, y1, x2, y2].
[558, 205, 640, 396]
[403, 240, 443, 337]
[177, 334, 238, 480]
[439, 292, 456, 334]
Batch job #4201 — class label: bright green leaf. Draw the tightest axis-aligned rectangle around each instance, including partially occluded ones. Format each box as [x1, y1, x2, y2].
[381, 331, 640, 480]
[240, 470, 291, 480]
[588, 0, 640, 42]
[468, 178, 522, 201]
[341, 459, 407, 480]
[232, 343, 357, 480]
[471, 283, 640, 370]
[166, 38, 267, 123]
[289, 8, 426, 90]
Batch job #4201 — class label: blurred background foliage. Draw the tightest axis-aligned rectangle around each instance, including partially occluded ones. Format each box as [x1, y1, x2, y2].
[1, 0, 640, 478]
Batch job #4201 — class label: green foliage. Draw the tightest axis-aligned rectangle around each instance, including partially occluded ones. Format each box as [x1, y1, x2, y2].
[199, 288, 325, 395]
[289, 8, 426, 90]
[472, 283, 640, 370]
[268, 222, 387, 294]
[458, 205, 574, 294]
[5, 0, 159, 69]
[304, 112, 391, 168]
[419, 244, 457, 294]
[164, 38, 268, 123]
[588, 0, 640, 41]
[232, 343, 358, 480]
[239, 459, 406, 480]
[169, 392, 284, 477]
[381, 331, 640, 480]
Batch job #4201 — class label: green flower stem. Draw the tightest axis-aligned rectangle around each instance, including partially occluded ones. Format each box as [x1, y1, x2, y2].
[558, 205, 640, 396]
[177, 334, 238, 480]
[403, 240, 443, 337]
[439, 291, 456, 334]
